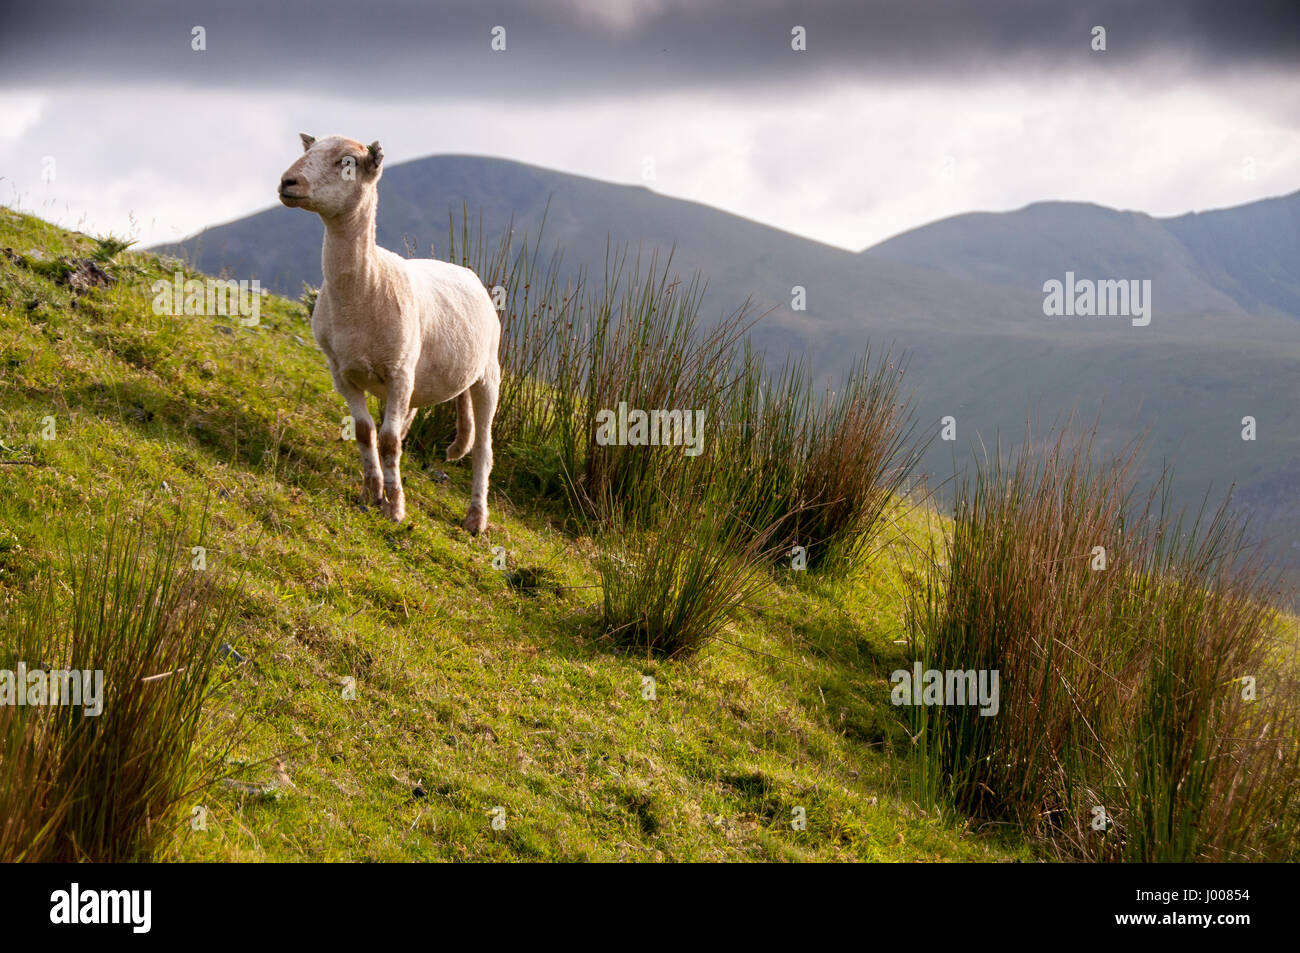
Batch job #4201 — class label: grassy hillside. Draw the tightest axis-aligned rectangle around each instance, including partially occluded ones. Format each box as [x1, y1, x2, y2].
[0, 208, 1024, 861]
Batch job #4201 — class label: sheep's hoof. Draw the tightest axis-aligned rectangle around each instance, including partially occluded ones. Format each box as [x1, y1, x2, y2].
[381, 485, 406, 521]
[462, 505, 487, 536]
[363, 472, 385, 506]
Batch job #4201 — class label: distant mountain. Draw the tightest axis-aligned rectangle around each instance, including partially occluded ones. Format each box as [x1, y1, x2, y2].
[1161, 194, 1300, 317]
[153, 158, 1300, 595]
[862, 192, 1300, 319]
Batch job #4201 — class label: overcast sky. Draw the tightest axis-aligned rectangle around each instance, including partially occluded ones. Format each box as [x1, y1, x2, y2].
[1, 0, 1297, 250]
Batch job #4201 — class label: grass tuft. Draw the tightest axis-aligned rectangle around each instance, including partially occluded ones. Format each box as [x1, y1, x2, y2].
[0, 497, 240, 861]
[906, 423, 1300, 860]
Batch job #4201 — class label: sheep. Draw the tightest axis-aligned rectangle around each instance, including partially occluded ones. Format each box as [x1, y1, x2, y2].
[278, 134, 500, 534]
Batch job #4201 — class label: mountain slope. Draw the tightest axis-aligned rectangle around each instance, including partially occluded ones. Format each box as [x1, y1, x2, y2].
[1, 207, 1021, 862]
[1161, 193, 1300, 317]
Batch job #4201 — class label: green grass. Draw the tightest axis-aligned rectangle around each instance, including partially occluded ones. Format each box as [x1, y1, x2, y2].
[0, 208, 1024, 862]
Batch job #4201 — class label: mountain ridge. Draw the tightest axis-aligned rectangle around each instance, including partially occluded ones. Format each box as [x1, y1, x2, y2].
[864, 190, 1300, 317]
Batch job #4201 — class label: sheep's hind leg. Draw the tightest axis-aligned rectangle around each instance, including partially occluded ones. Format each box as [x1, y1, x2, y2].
[377, 375, 414, 522]
[446, 390, 474, 461]
[400, 406, 419, 440]
[463, 362, 499, 536]
[336, 378, 384, 507]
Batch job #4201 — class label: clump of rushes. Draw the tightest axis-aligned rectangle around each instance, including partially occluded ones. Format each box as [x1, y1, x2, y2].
[906, 423, 1300, 860]
[595, 474, 782, 659]
[791, 351, 918, 569]
[575, 248, 752, 521]
[1085, 500, 1300, 861]
[424, 209, 919, 572]
[0, 498, 241, 861]
[716, 346, 919, 572]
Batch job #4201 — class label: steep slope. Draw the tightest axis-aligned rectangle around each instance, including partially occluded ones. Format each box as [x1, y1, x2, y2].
[1161, 192, 1300, 317]
[0, 208, 1022, 862]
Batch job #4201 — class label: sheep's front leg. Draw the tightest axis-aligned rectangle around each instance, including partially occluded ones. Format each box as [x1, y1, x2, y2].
[335, 376, 384, 507]
[378, 375, 414, 522]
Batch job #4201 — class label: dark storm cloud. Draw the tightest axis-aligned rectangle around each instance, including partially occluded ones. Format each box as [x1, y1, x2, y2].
[1, 0, 1296, 99]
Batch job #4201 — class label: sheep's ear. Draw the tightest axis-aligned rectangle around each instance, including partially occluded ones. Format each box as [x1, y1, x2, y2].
[366, 141, 384, 170]
[299, 133, 316, 152]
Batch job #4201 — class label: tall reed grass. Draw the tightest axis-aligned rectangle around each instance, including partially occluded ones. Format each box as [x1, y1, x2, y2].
[415, 210, 917, 549]
[715, 348, 919, 569]
[0, 502, 239, 861]
[405, 210, 921, 654]
[906, 425, 1300, 860]
[594, 473, 783, 658]
[402, 211, 922, 653]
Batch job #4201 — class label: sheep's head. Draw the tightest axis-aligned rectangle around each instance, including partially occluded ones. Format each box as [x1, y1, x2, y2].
[278, 134, 384, 217]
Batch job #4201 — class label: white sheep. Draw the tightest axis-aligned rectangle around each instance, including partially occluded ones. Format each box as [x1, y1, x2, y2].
[279, 134, 500, 534]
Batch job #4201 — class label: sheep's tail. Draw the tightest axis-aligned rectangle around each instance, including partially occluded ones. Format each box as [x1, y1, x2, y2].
[446, 390, 475, 461]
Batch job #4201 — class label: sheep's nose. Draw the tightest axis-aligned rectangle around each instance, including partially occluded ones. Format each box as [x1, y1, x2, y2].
[280, 175, 299, 190]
